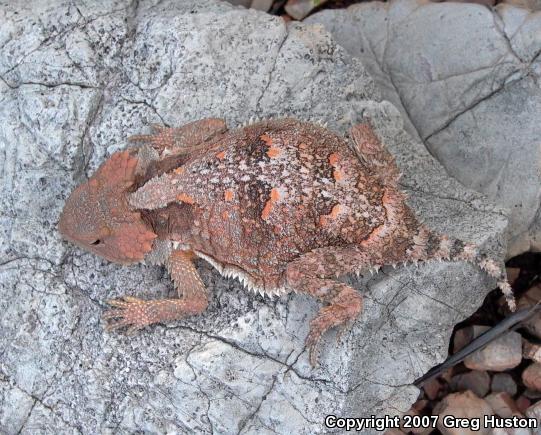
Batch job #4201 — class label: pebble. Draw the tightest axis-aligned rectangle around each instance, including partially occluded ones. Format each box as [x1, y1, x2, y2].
[491, 426, 532, 435]
[450, 370, 490, 397]
[250, 0, 273, 11]
[502, 0, 540, 8]
[523, 389, 541, 400]
[522, 363, 541, 392]
[515, 396, 532, 414]
[525, 400, 541, 424]
[441, 0, 495, 5]
[453, 325, 490, 353]
[523, 340, 541, 363]
[505, 267, 520, 284]
[464, 331, 522, 371]
[484, 392, 518, 418]
[433, 391, 493, 435]
[517, 285, 541, 340]
[412, 399, 429, 412]
[491, 373, 517, 396]
[422, 377, 443, 401]
[399, 408, 431, 435]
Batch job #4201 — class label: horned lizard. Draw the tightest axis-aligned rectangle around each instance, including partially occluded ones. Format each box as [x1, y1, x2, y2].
[58, 117, 514, 365]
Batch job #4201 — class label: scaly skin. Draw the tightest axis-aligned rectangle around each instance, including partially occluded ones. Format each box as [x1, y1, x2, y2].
[58, 117, 514, 366]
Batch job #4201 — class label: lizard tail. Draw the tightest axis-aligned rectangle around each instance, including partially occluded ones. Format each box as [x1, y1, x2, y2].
[461, 249, 515, 312]
[447, 238, 515, 311]
[407, 226, 516, 311]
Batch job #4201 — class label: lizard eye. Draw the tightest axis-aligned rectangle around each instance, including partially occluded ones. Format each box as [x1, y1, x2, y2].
[91, 239, 101, 246]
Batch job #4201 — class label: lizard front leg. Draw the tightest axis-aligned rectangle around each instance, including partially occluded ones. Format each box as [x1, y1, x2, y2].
[102, 249, 208, 333]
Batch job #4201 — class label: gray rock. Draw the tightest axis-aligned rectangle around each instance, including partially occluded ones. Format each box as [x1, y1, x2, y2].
[226, 0, 273, 11]
[523, 340, 541, 363]
[285, 0, 330, 20]
[491, 373, 518, 396]
[453, 325, 493, 354]
[307, 0, 541, 257]
[0, 0, 510, 433]
[503, 0, 541, 10]
[525, 401, 541, 424]
[433, 390, 494, 435]
[517, 285, 541, 339]
[522, 363, 541, 392]
[484, 392, 519, 418]
[450, 370, 491, 397]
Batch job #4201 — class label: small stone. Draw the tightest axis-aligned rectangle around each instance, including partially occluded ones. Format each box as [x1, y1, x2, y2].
[422, 377, 443, 400]
[515, 396, 532, 414]
[523, 389, 541, 400]
[464, 331, 522, 371]
[412, 399, 429, 412]
[434, 0, 496, 5]
[505, 267, 520, 284]
[522, 363, 541, 391]
[525, 401, 541, 424]
[284, 0, 329, 20]
[399, 408, 432, 435]
[503, 0, 541, 8]
[453, 325, 490, 353]
[491, 425, 533, 435]
[433, 391, 494, 435]
[517, 285, 541, 340]
[484, 392, 519, 418]
[250, 0, 273, 11]
[440, 368, 454, 384]
[491, 373, 518, 396]
[450, 370, 490, 397]
[523, 340, 541, 363]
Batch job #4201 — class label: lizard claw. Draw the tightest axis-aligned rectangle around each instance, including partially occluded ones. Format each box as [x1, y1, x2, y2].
[305, 322, 324, 367]
[102, 297, 151, 333]
[336, 320, 353, 344]
[306, 333, 321, 367]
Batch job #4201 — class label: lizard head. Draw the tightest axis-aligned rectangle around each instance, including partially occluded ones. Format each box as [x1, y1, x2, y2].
[59, 151, 157, 264]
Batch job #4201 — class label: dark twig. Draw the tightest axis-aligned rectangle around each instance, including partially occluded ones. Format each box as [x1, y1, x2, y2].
[414, 302, 541, 386]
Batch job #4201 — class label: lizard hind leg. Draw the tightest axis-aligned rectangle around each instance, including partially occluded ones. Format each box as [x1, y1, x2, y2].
[285, 247, 367, 366]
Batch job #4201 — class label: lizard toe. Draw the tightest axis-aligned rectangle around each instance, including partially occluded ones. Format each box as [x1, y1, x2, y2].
[102, 297, 152, 332]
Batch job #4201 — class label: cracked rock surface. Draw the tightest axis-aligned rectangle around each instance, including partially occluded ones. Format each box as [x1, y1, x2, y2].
[308, 0, 541, 258]
[0, 1, 510, 433]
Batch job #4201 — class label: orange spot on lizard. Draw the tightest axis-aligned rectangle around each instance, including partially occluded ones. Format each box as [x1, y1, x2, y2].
[260, 134, 273, 145]
[319, 204, 343, 227]
[329, 204, 342, 219]
[328, 153, 340, 166]
[224, 189, 234, 201]
[173, 167, 184, 175]
[266, 146, 281, 158]
[216, 151, 226, 160]
[176, 193, 195, 204]
[270, 188, 281, 202]
[260, 134, 281, 158]
[333, 169, 344, 182]
[261, 188, 282, 221]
